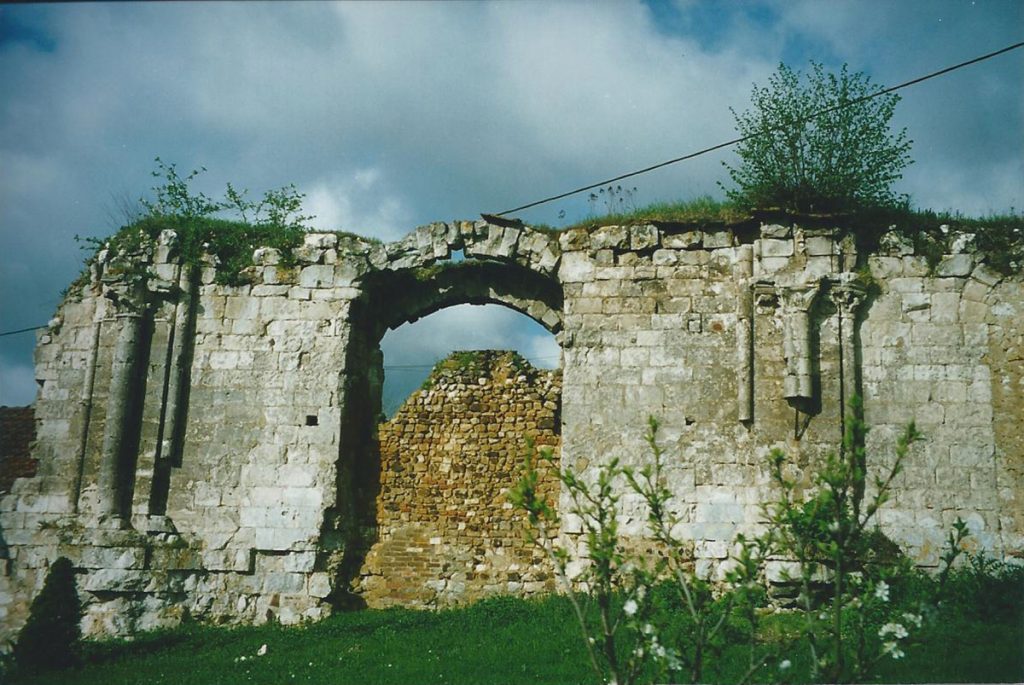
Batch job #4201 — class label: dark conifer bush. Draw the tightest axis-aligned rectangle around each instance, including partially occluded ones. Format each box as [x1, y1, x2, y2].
[14, 556, 82, 671]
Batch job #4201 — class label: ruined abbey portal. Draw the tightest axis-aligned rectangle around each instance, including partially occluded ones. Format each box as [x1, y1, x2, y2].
[1, 217, 1020, 641]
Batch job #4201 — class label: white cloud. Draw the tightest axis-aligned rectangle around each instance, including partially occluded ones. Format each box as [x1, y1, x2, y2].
[304, 168, 412, 240]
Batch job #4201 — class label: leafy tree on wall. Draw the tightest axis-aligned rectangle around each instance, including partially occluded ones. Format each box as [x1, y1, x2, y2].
[723, 61, 913, 214]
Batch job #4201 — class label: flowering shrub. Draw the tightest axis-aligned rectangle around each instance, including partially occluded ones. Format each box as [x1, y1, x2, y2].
[765, 396, 924, 682]
[511, 421, 776, 685]
[512, 399, 946, 684]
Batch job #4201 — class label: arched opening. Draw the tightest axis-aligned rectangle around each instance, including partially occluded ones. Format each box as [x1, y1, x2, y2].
[324, 258, 564, 608]
[380, 303, 559, 417]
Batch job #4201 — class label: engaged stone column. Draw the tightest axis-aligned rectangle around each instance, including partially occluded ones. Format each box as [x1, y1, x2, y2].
[161, 265, 196, 468]
[830, 277, 868, 412]
[735, 245, 755, 423]
[779, 284, 821, 404]
[96, 309, 145, 521]
[72, 318, 103, 514]
[148, 264, 197, 524]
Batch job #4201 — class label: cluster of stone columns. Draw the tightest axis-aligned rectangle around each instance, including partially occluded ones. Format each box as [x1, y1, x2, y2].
[742, 274, 868, 427]
[76, 259, 198, 529]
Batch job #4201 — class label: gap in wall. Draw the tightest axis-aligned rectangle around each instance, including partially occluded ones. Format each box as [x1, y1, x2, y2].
[378, 303, 560, 417]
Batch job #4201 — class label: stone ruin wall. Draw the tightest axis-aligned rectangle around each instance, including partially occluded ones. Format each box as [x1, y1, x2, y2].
[0, 215, 1020, 645]
[357, 351, 561, 607]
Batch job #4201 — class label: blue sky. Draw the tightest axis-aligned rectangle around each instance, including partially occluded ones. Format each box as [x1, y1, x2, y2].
[1, 0, 1021, 408]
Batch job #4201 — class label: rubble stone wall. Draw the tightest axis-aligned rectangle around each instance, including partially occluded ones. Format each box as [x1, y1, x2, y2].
[356, 350, 561, 607]
[0, 216, 1020, 644]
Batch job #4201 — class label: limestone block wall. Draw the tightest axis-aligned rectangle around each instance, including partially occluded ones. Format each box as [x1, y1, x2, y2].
[556, 223, 860, 575]
[860, 251, 1024, 561]
[0, 215, 1020, 644]
[555, 222, 1021, 573]
[356, 351, 560, 607]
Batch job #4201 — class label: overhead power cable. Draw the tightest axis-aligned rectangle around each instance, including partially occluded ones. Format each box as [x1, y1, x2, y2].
[0, 325, 47, 338]
[494, 40, 1024, 217]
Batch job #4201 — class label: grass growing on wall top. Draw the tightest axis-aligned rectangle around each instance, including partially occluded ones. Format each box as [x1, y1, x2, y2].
[561, 194, 753, 230]
[565, 193, 1024, 275]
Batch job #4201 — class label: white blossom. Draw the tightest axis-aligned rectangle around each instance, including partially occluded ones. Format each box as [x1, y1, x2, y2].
[257, 644, 268, 656]
[879, 622, 908, 640]
[874, 580, 890, 602]
[623, 599, 638, 616]
[902, 612, 923, 628]
[779, 659, 792, 671]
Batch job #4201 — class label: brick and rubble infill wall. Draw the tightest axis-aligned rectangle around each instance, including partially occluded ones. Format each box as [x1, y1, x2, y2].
[355, 351, 561, 607]
[0, 407, 37, 494]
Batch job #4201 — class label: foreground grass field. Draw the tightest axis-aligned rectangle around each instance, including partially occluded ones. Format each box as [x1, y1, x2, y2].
[11, 593, 1023, 685]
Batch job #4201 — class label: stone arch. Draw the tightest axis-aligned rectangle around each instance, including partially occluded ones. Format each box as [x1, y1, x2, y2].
[361, 259, 563, 340]
[323, 222, 563, 605]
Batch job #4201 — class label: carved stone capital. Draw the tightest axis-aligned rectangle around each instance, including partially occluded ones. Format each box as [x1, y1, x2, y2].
[753, 281, 778, 309]
[778, 283, 820, 313]
[829, 281, 867, 314]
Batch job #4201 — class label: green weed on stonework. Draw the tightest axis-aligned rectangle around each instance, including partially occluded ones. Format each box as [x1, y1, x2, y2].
[74, 158, 313, 290]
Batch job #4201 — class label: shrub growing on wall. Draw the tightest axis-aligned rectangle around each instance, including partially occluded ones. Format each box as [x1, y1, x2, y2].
[14, 556, 82, 671]
[723, 61, 913, 213]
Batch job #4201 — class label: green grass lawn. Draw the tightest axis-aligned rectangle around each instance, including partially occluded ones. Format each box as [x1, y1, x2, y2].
[10, 594, 1022, 685]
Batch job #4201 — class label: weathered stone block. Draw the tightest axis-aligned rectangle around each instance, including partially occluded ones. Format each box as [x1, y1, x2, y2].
[590, 225, 629, 250]
[936, 254, 974, 278]
[629, 224, 659, 250]
[652, 249, 678, 266]
[151, 546, 204, 570]
[82, 569, 150, 593]
[663, 231, 702, 249]
[298, 265, 334, 288]
[559, 252, 594, 282]
[760, 239, 793, 257]
[703, 231, 733, 248]
[760, 224, 791, 239]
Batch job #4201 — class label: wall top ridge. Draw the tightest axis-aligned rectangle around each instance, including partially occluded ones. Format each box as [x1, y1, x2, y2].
[60, 217, 1017, 318]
